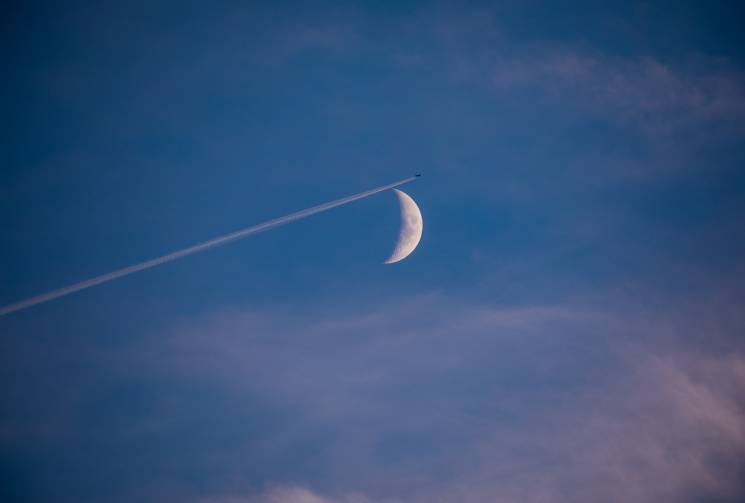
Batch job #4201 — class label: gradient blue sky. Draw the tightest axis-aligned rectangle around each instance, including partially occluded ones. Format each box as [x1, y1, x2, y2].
[2, 2, 745, 502]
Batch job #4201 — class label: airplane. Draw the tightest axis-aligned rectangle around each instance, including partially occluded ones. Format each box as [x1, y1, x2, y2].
[415, 173, 421, 177]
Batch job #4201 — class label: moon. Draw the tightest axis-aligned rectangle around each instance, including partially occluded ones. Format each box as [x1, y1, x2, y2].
[384, 189, 423, 264]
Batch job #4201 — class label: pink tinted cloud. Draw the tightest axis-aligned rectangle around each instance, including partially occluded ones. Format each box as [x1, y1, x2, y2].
[441, 349, 745, 503]
[199, 347, 744, 503]
[202, 485, 377, 503]
[145, 291, 745, 503]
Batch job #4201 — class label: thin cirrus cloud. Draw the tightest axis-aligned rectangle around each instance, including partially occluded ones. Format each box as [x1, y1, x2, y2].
[203, 486, 376, 503]
[127, 291, 745, 503]
[489, 50, 745, 139]
[378, 5, 745, 143]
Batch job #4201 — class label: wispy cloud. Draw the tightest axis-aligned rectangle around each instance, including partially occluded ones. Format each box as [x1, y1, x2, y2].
[117, 288, 745, 503]
[203, 485, 377, 503]
[491, 50, 745, 139]
[438, 348, 745, 503]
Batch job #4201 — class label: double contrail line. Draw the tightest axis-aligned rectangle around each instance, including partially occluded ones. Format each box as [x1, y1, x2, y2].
[1, 176, 418, 317]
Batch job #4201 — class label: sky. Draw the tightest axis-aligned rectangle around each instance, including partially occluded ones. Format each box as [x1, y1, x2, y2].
[1, 1, 745, 502]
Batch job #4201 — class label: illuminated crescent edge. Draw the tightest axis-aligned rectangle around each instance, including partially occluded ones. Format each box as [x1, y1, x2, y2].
[384, 189, 423, 264]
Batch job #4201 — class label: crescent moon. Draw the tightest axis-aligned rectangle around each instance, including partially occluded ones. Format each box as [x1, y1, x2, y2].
[384, 189, 423, 264]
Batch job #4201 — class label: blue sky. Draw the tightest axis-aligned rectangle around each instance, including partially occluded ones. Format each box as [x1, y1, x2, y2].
[2, 2, 745, 502]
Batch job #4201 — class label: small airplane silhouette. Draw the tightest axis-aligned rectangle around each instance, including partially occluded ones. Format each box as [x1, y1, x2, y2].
[415, 173, 421, 177]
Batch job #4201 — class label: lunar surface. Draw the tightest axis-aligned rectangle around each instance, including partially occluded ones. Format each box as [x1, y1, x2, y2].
[384, 189, 423, 264]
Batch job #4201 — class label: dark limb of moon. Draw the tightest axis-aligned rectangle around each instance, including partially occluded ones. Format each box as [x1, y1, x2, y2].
[0, 176, 418, 317]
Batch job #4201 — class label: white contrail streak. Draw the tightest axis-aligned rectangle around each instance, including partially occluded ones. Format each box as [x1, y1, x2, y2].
[0, 176, 418, 317]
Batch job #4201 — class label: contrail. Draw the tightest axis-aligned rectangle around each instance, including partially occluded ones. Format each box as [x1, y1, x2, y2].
[1, 176, 418, 317]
